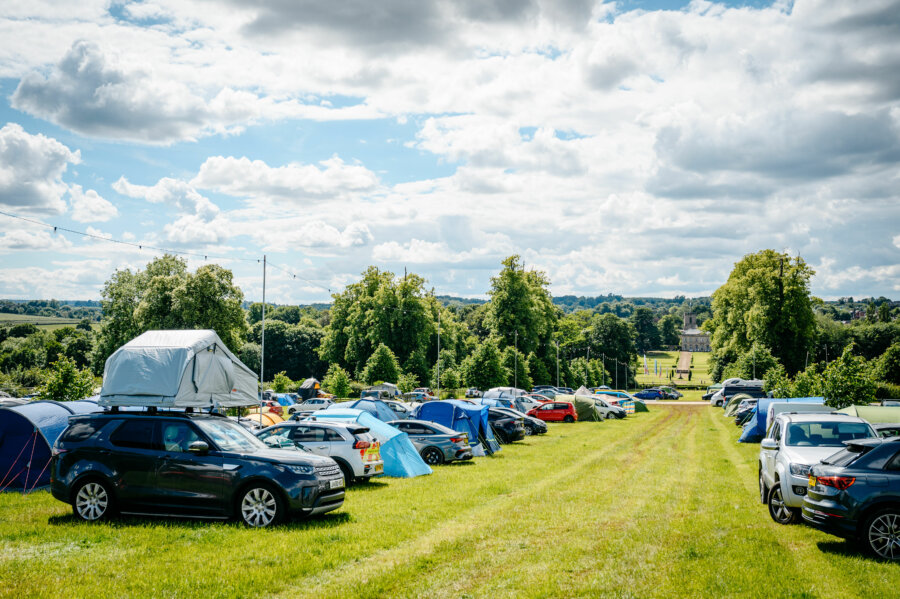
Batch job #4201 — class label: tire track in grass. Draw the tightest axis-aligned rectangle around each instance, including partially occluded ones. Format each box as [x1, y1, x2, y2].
[272, 409, 680, 599]
[290, 408, 690, 599]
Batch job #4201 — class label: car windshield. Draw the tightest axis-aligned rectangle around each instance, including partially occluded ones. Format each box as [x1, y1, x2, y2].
[785, 421, 875, 447]
[195, 419, 268, 452]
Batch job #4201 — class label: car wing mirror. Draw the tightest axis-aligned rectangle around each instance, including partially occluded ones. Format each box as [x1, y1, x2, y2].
[188, 440, 209, 454]
[760, 439, 778, 451]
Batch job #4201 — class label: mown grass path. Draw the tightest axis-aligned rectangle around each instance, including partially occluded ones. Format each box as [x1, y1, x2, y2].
[1, 405, 899, 598]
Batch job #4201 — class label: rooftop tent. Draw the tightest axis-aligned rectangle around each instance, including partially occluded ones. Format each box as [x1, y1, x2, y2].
[298, 378, 321, 400]
[415, 400, 502, 454]
[838, 405, 900, 424]
[0, 399, 101, 489]
[368, 382, 400, 396]
[556, 394, 603, 422]
[312, 408, 431, 478]
[483, 387, 526, 399]
[338, 399, 400, 422]
[99, 330, 258, 408]
[738, 397, 825, 443]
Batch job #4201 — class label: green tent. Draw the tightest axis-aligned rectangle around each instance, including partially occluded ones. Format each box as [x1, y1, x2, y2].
[556, 394, 602, 422]
[838, 405, 900, 424]
[724, 393, 753, 418]
[633, 399, 649, 413]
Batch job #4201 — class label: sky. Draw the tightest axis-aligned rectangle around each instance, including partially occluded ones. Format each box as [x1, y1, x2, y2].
[0, 0, 898, 304]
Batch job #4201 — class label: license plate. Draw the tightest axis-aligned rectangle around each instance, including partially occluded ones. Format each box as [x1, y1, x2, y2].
[374, 464, 383, 473]
[808, 475, 816, 487]
[330, 478, 344, 489]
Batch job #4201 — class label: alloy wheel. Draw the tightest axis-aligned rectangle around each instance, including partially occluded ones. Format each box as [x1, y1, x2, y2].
[75, 482, 109, 521]
[241, 487, 278, 527]
[868, 513, 900, 560]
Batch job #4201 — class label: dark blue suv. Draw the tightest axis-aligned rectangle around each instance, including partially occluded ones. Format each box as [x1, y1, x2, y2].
[51, 411, 345, 527]
[803, 437, 900, 560]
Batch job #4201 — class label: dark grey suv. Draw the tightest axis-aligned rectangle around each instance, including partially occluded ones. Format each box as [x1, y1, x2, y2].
[50, 411, 345, 527]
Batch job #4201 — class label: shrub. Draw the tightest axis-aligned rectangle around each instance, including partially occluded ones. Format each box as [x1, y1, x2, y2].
[323, 364, 352, 399]
[40, 356, 95, 402]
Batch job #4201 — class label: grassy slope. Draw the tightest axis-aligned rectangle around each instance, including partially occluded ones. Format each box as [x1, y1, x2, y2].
[0, 313, 96, 331]
[2, 406, 898, 598]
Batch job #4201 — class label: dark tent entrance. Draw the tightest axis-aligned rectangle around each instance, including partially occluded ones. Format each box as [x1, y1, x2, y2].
[0, 400, 100, 491]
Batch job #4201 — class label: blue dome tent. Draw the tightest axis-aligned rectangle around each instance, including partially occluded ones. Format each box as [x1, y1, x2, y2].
[312, 408, 431, 478]
[416, 400, 501, 454]
[0, 400, 101, 490]
[738, 397, 825, 443]
[338, 399, 401, 422]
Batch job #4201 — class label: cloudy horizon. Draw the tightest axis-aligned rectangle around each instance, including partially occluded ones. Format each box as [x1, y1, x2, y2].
[1, 0, 898, 303]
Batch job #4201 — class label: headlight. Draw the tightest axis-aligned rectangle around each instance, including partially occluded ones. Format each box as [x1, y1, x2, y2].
[789, 463, 810, 477]
[284, 464, 315, 475]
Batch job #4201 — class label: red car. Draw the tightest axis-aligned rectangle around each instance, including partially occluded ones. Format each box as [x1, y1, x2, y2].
[527, 401, 577, 423]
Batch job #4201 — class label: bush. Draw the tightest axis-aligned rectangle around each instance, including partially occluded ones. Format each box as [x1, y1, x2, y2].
[397, 372, 419, 394]
[40, 356, 95, 402]
[360, 343, 401, 385]
[875, 382, 900, 400]
[271, 371, 294, 393]
[822, 346, 877, 409]
[322, 364, 352, 399]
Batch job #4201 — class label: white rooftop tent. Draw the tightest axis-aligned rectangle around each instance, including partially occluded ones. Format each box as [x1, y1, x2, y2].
[99, 330, 258, 408]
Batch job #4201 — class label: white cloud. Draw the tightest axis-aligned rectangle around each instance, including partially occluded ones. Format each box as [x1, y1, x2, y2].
[69, 184, 118, 222]
[0, 123, 79, 214]
[0, 229, 72, 253]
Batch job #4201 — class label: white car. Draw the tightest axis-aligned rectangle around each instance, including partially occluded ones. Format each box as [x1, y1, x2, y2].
[256, 421, 384, 484]
[759, 412, 876, 524]
[593, 396, 626, 419]
[288, 398, 334, 415]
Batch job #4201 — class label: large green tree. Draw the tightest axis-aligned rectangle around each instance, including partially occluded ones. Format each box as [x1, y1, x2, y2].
[360, 343, 401, 384]
[705, 250, 816, 376]
[631, 307, 660, 353]
[95, 255, 249, 371]
[461, 337, 507, 390]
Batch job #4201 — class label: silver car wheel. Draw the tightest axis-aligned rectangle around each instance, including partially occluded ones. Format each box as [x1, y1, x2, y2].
[767, 484, 797, 524]
[868, 513, 900, 560]
[241, 487, 278, 527]
[75, 481, 109, 521]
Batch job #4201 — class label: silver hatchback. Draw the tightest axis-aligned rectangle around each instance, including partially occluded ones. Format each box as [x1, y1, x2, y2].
[387, 419, 473, 465]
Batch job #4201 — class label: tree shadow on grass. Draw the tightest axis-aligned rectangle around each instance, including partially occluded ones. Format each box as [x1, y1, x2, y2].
[346, 480, 390, 492]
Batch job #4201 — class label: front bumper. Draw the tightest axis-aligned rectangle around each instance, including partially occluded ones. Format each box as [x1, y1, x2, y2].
[782, 474, 811, 508]
[284, 475, 345, 516]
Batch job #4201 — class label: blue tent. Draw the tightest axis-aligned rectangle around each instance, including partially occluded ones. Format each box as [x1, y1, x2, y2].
[416, 400, 501, 454]
[0, 399, 101, 490]
[338, 399, 400, 422]
[312, 408, 431, 478]
[738, 397, 825, 443]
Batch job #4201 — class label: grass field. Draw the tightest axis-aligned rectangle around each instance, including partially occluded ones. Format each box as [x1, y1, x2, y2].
[0, 313, 95, 331]
[635, 350, 713, 388]
[2, 405, 898, 598]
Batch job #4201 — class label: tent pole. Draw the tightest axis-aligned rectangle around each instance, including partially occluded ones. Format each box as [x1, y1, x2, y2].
[260, 254, 266, 427]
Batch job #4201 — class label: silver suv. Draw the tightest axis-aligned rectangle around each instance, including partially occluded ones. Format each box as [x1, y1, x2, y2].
[759, 412, 876, 524]
[256, 421, 384, 484]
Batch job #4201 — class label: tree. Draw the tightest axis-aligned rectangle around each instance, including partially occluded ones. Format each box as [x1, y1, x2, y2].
[502, 346, 531, 390]
[360, 343, 401, 384]
[238, 342, 261, 374]
[95, 255, 249, 371]
[657, 314, 681, 347]
[721, 344, 781, 381]
[705, 250, 816, 375]
[271, 371, 294, 393]
[527, 352, 550, 386]
[631, 307, 660, 353]
[876, 343, 900, 385]
[402, 349, 429, 384]
[322, 363, 352, 398]
[587, 313, 636, 367]
[397, 372, 420, 393]
[461, 337, 506, 390]
[485, 255, 558, 360]
[40, 356, 94, 402]
[821, 346, 877, 409]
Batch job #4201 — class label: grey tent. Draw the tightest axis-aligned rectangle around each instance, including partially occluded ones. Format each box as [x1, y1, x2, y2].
[99, 330, 258, 408]
[298, 378, 321, 400]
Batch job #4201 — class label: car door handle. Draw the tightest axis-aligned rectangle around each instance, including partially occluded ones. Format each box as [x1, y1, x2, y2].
[316, 446, 328, 450]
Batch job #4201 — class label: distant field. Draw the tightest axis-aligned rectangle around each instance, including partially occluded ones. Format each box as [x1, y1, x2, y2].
[634, 350, 713, 388]
[0, 313, 98, 331]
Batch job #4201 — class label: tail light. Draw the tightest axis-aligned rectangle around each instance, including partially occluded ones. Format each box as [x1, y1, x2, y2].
[353, 440, 371, 449]
[450, 436, 464, 443]
[816, 476, 856, 490]
[52, 447, 67, 456]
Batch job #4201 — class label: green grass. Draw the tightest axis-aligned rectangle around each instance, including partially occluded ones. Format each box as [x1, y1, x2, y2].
[0, 313, 97, 331]
[3, 406, 899, 598]
[635, 350, 713, 388]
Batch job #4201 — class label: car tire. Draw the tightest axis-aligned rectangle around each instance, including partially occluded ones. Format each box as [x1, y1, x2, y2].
[862, 508, 900, 561]
[238, 484, 284, 528]
[524, 425, 534, 436]
[72, 478, 115, 522]
[563, 415, 574, 423]
[767, 481, 799, 524]
[336, 461, 355, 486]
[759, 469, 768, 505]
[422, 447, 444, 466]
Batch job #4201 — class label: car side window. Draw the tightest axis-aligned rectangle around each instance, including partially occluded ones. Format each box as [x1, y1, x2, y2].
[293, 427, 326, 442]
[885, 451, 900, 471]
[110, 420, 159, 450]
[773, 423, 782, 443]
[161, 422, 202, 453]
[324, 428, 344, 442]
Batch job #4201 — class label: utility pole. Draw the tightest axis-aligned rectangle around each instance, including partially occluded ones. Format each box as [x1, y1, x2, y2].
[436, 310, 441, 399]
[556, 341, 559, 388]
[259, 255, 266, 427]
[514, 329, 518, 390]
